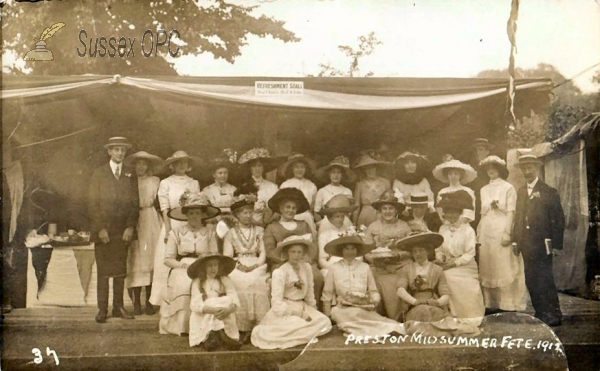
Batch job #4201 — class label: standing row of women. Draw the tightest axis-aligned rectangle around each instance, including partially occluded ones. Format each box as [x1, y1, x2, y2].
[121, 141, 527, 350]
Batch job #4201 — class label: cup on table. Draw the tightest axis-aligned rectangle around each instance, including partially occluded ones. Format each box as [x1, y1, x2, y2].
[68, 229, 76, 236]
[48, 223, 57, 239]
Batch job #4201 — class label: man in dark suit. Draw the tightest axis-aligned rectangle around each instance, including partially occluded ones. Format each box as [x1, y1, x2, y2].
[88, 137, 138, 323]
[513, 154, 565, 326]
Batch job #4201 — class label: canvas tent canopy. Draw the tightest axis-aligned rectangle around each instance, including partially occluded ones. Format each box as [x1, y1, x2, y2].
[1, 74, 552, 231]
[531, 113, 600, 293]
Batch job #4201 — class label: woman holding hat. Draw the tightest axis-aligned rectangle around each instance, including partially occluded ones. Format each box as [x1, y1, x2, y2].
[478, 156, 527, 313]
[222, 187, 270, 339]
[187, 254, 241, 350]
[321, 231, 405, 337]
[238, 148, 280, 227]
[263, 188, 324, 303]
[435, 190, 485, 325]
[317, 194, 358, 278]
[279, 154, 318, 237]
[159, 191, 220, 336]
[124, 151, 165, 315]
[433, 155, 477, 224]
[313, 156, 356, 219]
[395, 231, 479, 336]
[251, 235, 332, 349]
[363, 190, 412, 321]
[393, 151, 434, 212]
[149, 150, 202, 306]
[352, 153, 392, 227]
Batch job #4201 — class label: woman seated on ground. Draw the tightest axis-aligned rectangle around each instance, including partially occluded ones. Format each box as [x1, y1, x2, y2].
[435, 190, 485, 325]
[317, 194, 357, 278]
[159, 191, 220, 336]
[188, 254, 241, 350]
[222, 187, 270, 343]
[321, 231, 405, 337]
[363, 190, 412, 321]
[251, 235, 332, 349]
[395, 231, 480, 337]
[264, 188, 324, 303]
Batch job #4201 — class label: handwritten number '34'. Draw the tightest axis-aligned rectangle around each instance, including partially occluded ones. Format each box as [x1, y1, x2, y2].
[32, 347, 60, 365]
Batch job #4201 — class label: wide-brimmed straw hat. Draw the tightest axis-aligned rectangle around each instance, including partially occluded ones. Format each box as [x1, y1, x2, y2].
[325, 235, 375, 258]
[278, 154, 317, 179]
[272, 234, 317, 262]
[394, 231, 444, 253]
[472, 138, 496, 150]
[437, 190, 474, 211]
[168, 191, 221, 221]
[367, 247, 398, 259]
[371, 190, 406, 212]
[314, 156, 357, 183]
[124, 151, 165, 172]
[432, 157, 477, 184]
[394, 151, 429, 170]
[406, 192, 430, 207]
[103, 137, 132, 149]
[164, 150, 202, 168]
[318, 194, 357, 216]
[353, 153, 391, 170]
[186, 254, 236, 279]
[267, 187, 310, 214]
[479, 155, 509, 179]
[207, 149, 239, 173]
[238, 148, 283, 173]
[516, 154, 543, 168]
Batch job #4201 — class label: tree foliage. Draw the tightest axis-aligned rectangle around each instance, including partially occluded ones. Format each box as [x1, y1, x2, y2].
[2, 0, 299, 76]
[316, 32, 382, 77]
[478, 63, 600, 148]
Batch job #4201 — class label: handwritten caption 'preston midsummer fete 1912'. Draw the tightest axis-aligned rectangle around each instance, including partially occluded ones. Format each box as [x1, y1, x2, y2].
[345, 334, 562, 352]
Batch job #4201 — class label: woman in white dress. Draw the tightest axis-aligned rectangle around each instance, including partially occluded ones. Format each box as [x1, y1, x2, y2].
[279, 154, 319, 237]
[313, 156, 356, 223]
[477, 156, 527, 312]
[149, 151, 202, 306]
[322, 233, 405, 337]
[317, 194, 357, 278]
[393, 151, 434, 214]
[237, 148, 280, 227]
[435, 190, 485, 325]
[433, 156, 477, 224]
[251, 235, 332, 349]
[222, 188, 270, 342]
[124, 151, 164, 315]
[187, 254, 241, 350]
[159, 191, 220, 336]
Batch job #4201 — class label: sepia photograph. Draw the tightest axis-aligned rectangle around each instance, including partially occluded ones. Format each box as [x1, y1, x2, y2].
[1, 0, 599, 370]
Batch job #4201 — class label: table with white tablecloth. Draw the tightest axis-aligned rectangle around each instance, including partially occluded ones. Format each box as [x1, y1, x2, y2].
[26, 244, 132, 308]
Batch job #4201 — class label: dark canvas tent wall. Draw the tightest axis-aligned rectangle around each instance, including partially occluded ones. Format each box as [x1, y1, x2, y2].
[2, 74, 552, 232]
[532, 113, 600, 293]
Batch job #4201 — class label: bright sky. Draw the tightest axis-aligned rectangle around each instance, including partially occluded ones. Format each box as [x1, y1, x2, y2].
[173, 0, 600, 93]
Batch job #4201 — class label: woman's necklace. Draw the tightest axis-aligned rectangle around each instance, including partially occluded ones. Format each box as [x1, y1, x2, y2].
[235, 224, 255, 247]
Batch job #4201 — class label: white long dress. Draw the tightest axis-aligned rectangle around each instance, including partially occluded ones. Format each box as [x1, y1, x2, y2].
[322, 259, 405, 337]
[437, 223, 485, 325]
[126, 175, 162, 288]
[280, 178, 318, 237]
[189, 276, 241, 347]
[223, 225, 270, 331]
[251, 262, 332, 349]
[149, 174, 200, 305]
[478, 178, 527, 311]
[436, 185, 476, 222]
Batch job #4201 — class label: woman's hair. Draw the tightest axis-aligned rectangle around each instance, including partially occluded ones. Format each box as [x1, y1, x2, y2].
[135, 158, 153, 176]
[442, 167, 465, 181]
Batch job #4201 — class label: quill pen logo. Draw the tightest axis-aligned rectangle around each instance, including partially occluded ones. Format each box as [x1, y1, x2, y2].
[24, 22, 66, 61]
